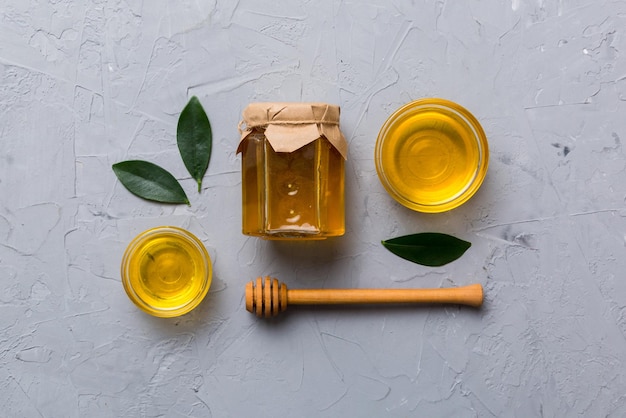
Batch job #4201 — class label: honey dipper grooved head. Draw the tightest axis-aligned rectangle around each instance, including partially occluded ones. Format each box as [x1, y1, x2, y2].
[245, 277, 288, 318]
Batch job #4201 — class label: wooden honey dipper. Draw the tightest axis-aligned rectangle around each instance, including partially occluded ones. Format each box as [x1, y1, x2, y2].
[245, 277, 483, 318]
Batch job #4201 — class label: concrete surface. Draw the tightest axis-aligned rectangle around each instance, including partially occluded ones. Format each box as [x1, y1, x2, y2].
[2, 0, 626, 416]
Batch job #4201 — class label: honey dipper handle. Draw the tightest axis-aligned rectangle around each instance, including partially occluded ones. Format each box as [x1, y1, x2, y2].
[288, 284, 483, 308]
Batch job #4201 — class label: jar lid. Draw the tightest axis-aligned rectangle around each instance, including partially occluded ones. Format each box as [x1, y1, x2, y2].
[237, 102, 347, 159]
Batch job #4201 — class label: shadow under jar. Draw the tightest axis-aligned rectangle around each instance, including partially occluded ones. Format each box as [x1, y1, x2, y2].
[237, 102, 348, 240]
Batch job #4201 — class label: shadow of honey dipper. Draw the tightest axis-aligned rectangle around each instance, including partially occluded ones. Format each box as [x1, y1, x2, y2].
[245, 276, 483, 318]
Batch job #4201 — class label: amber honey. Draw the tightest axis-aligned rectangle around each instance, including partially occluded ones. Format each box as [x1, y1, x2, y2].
[121, 227, 211, 317]
[238, 103, 347, 239]
[375, 99, 488, 212]
[241, 133, 344, 238]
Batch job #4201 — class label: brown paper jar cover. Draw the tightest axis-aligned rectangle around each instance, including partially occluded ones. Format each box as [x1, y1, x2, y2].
[237, 102, 347, 240]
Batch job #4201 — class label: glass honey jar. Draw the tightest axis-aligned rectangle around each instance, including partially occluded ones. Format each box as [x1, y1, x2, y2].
[237, 102, 347, 240]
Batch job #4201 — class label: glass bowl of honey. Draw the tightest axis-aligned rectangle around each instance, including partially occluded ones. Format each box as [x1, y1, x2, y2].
[121, 226, 212, 317]
[375, 98, 489, 213]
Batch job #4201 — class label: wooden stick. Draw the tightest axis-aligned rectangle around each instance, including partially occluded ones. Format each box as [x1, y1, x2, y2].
[245, 277, 483, 318]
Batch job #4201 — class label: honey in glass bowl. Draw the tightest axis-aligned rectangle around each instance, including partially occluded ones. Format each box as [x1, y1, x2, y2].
[121, 226, 212, 317]
[375, 98, 489, 212]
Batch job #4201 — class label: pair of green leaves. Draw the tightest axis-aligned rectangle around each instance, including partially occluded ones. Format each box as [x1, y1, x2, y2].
[382, 232, 471, 267]
[112, 96, 212, 205]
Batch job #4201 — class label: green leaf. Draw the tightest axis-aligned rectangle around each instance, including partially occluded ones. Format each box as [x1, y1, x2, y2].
[381, 233, 471, 267]
[112, 160, 190, 204]
[177, 96, 212, 192]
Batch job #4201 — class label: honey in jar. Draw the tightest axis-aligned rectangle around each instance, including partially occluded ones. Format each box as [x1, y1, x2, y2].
[237, 102, 347, 239]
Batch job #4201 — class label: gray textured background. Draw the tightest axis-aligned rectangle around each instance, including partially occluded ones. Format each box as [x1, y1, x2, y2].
[2, 1, 626, 416]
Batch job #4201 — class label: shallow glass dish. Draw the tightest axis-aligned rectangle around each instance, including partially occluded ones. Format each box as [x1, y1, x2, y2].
[121, 226, 212, 317]
[375, 98, 489, 213]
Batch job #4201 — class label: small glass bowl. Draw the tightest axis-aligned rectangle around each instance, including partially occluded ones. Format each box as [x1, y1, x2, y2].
[121, 226, 212, 317]
[375, 98, 489, 213]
